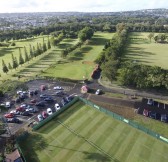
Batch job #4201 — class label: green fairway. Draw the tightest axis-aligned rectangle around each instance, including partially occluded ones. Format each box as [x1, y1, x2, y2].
[125, 32, 168, 69]
[41, 32, 114, 80]
[19, 101, 168, 162]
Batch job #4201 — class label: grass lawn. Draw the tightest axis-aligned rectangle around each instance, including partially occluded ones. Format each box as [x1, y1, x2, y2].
[124, 32, 168, 69]
[19, 101, 168, 162]
[41, 32, 114, 80]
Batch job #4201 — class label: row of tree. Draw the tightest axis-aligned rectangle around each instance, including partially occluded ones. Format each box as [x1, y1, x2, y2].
[1, 37, 51, 74]
[95, 23, 128, 81]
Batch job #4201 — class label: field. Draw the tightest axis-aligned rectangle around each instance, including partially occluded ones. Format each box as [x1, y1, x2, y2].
[125, 32, 168, 69]
[19, 101, 168, 162]
[41, 32, 114, 80]
[0, 32, 113, 81]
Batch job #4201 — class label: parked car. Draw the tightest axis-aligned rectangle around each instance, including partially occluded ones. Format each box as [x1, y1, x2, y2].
[55, 103, 61, 111]
[61, 99, 68, 106]
[143, 109, 149, 117]
[16, 107, 25, 112]
[35, 101, 45, 107]
[5, 102, 11, 108]
[30, 99, 37, 104]
[147, 99, 153, 105]
[40, 85, 46, 91]
[47, 108, 53, 115]
[42, 111, 48, 119]
[10, 110, 20, 115]
[161, 114, 168, 123]
[4, 113, 14, 118]
[6, 118, 20, 123]
[20, 111, 30, 116]
[55, 91, 65, 97]
[40, 94, 49, 98]
[37, 114, 43, 122]
[26, 107, 38, 113]
[53, 86, 63, 90]
[149, 111, 161, 120]
[44, 97, 54, 102]
[95, 89, 101, 95]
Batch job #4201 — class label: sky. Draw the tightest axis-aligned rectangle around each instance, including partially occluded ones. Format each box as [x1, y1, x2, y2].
[0, 0, 167, 13]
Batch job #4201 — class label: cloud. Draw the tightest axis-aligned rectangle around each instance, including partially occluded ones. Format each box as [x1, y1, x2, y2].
[0, 0, 168, 13]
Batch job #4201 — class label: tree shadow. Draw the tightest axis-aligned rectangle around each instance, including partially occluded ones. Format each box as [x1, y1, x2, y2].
[89, 37, 110, 46]
[58, 43, 72, 49]
[19, 133, 48, 162]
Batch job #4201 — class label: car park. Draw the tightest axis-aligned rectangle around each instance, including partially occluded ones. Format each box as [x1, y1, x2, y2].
[55, 103, 61, 111]
[37, 114, 43, 122]
[30, 99, 37, 104]
[4, 113, 14, 118]
[53, 86, 63, 90]
[47, 108, 53, 115]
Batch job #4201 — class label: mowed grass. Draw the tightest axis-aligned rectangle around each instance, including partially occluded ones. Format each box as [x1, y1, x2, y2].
[19, 101, 168, 162]
[125, 32, 168, 69]
[41, 32, 114, 80]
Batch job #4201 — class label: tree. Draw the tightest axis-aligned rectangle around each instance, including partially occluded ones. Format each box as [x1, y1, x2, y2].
[47, 36, 51, 49]
[24, 46, 29, 63]
[2, 59, 8, 73]
[8, 63, 12, 71]
[19, 48, 24, 66]
[42, 37, 47, 52]
[147, 33, 154, 42]
[33, 46, 37, 57]
[29, 44, 34, 59]
[61, 49, 68, 58]
[78, 27, 94, 42]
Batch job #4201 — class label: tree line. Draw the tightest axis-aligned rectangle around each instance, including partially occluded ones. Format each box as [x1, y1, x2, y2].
[1, 37, 51, 74]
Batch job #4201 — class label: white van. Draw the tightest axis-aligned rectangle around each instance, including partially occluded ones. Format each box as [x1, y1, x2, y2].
[5, 102, 11, 108]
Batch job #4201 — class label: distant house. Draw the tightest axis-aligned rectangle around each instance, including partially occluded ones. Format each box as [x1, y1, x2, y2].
[5, 149, 23, 162]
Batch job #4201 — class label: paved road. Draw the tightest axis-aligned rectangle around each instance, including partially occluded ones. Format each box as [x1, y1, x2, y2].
[86, 78, 168, 100]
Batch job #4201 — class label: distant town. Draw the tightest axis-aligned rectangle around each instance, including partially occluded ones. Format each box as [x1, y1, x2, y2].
[1, 8, 168, 31]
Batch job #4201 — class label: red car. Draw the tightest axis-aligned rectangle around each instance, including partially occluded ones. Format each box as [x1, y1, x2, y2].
[42, 111, 48, 119]
[4, 113, 14, 118]
[30, 99, 37, 104]
[16, 107, 25, 112]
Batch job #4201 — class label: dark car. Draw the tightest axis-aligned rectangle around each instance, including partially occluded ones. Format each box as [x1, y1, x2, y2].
[35, 101, 46, 107]
[161, 114, 168, 123]
[6, 118, 20, 123]
[44, 97, 54, 102]
[149, 111, 161, 120]
[55, 91, 65, 97]
[40, 94, 49, 98]
[20, 111, 30, 116]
